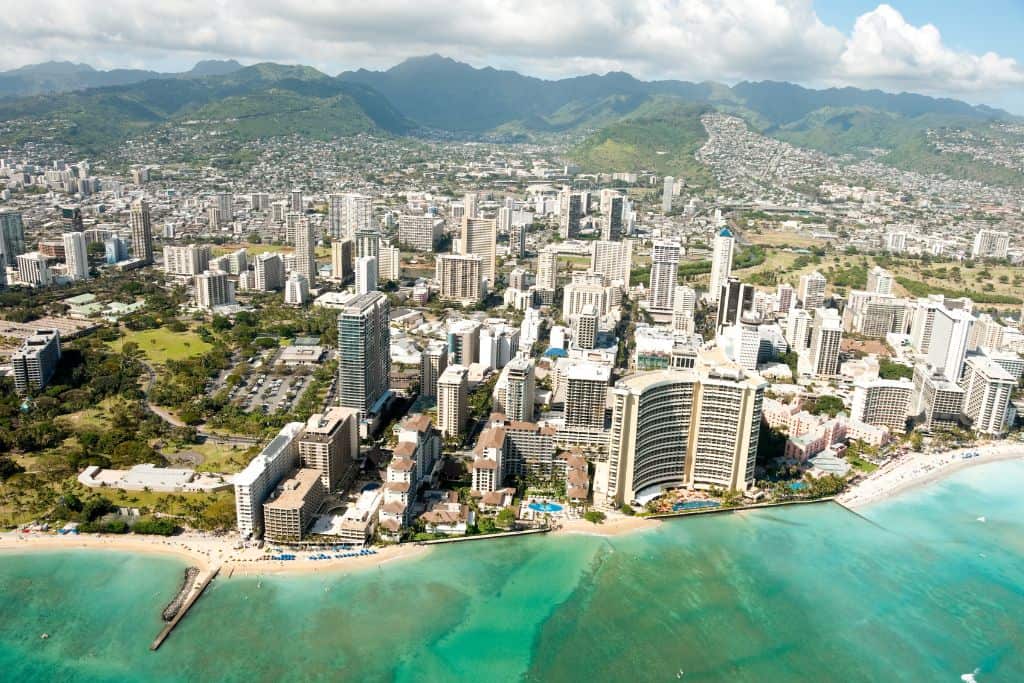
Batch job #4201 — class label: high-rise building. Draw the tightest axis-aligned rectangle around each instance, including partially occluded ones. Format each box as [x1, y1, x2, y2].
[927, 307, 974, 382]
[293, 216, 317, 286]
[886, 231, 907, 253]
[254, 253, 285, 291]
[398, 214, 443, 252]
[867, 266, 894, 296]
[565, 362, 611, 430]
[503, 357, 535, 422]
[460, 216, 497, 287]
[575, 304, 599, 349]
[437, 364, 469, 438]
[234, 422, 305, 538]
[62, 231, 89, 281]
[195, 270, 235, 309]
[809, 308, 842, 377]
[16, 252, 51, 286]
[284, 273, 309, 305]
[912, 364, 965, 432]
[661, 176, 674, 213]
[648, 240, 681, 313]
[336, 292, 391, 417]
[250, 192, 270, 212]
[708, 228, 735, 304]
[463, 192, 478, 220]
[776, 283, 795, 314]
[536, 247, 559, 291]
[420, 341, 448, 399]
[447, 319, 481, 366]
[11, 329, 61, 395]
[290, 188, 303, 213]
[563, 271, 614, 319]
[298, 407, 360, 492]
[558, 187, 582, 239]
[0, 209, 26, 266]
[969, 314, 1005, 352]
[355, 227, 380, 261]
[479, 322, 520, 370]
[329, 193, 372, 239]
[601, 195, 624, 241]
[355, 255, 378, 295]
[262, 469, 326, 543]
[591, 239, 632, 286]
[163, 244, 211, 276]
[128, 199, 153, 264]
[331, 239, 354, 282]
[436, 253, 482, 304]
[104, 235, 129, 265]
[959, 356, 1015, 436]
[971, 229, 1010, 259]
[598, 356, 765, 506]
[799, 271, 827, 310]
[378, 243, 401, 282]
[786, 308, 812, 353]
[717, 277, 755, 329]
[672, 285, 697, 334]
[851, 378, 912, 434]
[216, 192, 232, 223]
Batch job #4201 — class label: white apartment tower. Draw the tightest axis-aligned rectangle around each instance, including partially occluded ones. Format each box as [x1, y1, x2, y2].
[437, 364, 469, 438]
[460, 216, 498, 288]
[648, 240, 681, 313]
[355, 255, 378, 295]
[62, 231, 89, 281]
[195, 270, 235, 309]
[809, 308, 842, 377]
[708, 228, 735, 304]
[799, 271, 827, 310]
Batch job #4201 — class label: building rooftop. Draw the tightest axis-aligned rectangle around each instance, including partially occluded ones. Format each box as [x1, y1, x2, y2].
[264, 468, 322, 511]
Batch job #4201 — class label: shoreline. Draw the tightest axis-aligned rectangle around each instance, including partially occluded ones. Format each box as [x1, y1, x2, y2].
[838, 442, 1024, 509]
[4, 444, 1020, 572]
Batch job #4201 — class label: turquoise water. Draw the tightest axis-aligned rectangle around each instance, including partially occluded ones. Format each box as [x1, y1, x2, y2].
[2, 458, 1024, 682]
[528, 502, 564, 513]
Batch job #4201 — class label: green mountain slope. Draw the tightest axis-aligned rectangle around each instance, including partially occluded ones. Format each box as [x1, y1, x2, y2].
[570, 100, 713, 187]
[0, 63, 411, 151]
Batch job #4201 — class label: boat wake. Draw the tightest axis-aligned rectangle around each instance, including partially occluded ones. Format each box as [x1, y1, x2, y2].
[961, 667, 980, 682]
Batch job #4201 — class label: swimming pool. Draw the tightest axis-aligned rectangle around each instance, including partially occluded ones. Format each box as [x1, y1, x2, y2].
[528, 502, 564, 513]
[672, 500, 720, 512]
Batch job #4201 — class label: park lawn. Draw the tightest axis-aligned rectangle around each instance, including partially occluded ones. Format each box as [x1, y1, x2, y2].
[162, 441, 258, 475]
[110, 328, 213, 364]
[214, 242, 292, 257]
[560, 254, 592, 270]
[88, 486, 235, 516]
[54, 397, 124, 433]
[744, 229, 824, 248]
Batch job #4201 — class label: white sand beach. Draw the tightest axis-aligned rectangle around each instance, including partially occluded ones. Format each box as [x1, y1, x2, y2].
[838, 442, 1024, 508]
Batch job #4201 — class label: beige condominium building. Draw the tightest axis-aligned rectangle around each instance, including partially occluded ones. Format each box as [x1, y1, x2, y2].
[298, 407, 360, 492]
[262, 468, 326, 543]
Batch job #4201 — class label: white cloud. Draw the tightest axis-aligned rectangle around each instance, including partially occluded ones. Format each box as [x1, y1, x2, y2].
[837, 4, 1024, 93]
[0, 1, 1019, 100]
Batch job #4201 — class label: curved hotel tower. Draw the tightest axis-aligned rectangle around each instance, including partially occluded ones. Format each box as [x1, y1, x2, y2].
[596, 352, 765, 507]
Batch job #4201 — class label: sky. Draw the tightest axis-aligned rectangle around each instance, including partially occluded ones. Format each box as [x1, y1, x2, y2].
[1, 1, 1022, 113]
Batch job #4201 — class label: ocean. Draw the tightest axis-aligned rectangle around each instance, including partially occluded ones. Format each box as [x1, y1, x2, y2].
[2, 458, 1023, 682]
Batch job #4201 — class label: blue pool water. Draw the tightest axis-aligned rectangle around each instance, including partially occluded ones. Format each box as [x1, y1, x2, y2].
[528, 502, 564, 513]
[672, 500, 720, 511]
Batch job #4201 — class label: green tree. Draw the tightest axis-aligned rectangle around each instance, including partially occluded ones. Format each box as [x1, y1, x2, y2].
[583, 510, 606, 525]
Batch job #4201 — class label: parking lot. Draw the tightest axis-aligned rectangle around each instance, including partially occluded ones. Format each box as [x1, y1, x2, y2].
[223, 348, 318, 415]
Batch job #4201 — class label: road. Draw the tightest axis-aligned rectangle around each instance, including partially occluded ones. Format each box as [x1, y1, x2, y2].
[140, 360, 260, 445]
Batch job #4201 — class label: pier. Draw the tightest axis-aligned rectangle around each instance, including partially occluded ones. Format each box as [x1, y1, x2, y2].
[150, 564, 220, 651]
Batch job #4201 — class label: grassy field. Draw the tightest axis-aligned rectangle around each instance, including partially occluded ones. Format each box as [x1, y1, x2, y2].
[162, 441, 258, 474]
[214, 243, 292, 257]
[743, 230, 825, 249]
[109, 328, 213, 364]
[54, 397, 124, 433]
